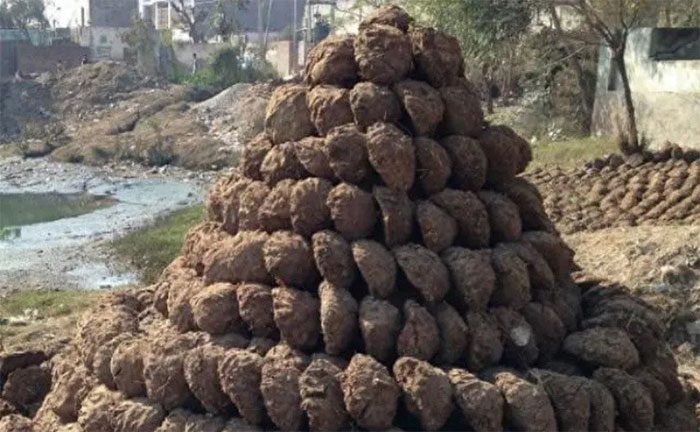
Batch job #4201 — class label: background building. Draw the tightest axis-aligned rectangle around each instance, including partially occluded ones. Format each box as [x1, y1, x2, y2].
[592, 27, 700, 149]
[72, 0, 139, 62]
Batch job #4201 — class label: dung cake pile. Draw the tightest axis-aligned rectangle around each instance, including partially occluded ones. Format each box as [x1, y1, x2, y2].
[18, 6, 698, 432]
[529, 151, 700, 235]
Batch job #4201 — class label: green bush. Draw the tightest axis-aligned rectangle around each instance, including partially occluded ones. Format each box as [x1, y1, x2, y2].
[173, 46, 278, 92]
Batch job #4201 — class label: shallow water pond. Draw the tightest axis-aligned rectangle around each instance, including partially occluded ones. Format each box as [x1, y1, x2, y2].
[0, 192, 115, 239]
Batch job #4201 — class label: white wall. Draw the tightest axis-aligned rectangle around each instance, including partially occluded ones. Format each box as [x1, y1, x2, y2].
[592, 27, 700, 149]
[73, 27, 131, 61]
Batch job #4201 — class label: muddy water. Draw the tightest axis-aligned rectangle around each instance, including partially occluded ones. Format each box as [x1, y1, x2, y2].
[0, 192, 115, 235]
[0, 157, 213, 291]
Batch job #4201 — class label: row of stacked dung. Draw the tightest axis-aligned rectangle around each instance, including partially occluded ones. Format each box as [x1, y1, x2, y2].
[18, 5, 697, 432]
[529, 156, 699, 234]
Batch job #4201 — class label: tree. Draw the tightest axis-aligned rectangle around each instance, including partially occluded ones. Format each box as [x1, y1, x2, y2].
[169, 0, 209, 43]
[209, 0, 248, 40]
[543, 2, 596, 130]
[660, 0, 700, 26]
[566, 0, 659, 152]
[0, 0, 49, 38]
[402, 0, 533, 113]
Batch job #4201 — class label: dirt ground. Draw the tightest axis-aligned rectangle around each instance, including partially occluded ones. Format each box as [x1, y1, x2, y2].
[1, 62, 273, 170]
[567, 224, 700, 292]
[566, 217, 700, 413]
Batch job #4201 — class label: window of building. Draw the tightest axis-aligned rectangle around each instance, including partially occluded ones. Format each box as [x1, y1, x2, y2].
[649, 28, 700, 61]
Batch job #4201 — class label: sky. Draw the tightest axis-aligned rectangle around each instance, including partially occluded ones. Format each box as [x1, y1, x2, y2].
[45, 0, 85, 28]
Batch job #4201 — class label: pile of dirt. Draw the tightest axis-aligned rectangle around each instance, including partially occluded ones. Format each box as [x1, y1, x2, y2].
[7, 6, 697, 431]
[51, 61, 164, 116]
[4, 61, 239, 170]
[529, 155, 700, 235]
[194, 82, 275, 148]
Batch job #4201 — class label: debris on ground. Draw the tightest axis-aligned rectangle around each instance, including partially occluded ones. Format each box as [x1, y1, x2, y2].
[1, 62, 275, 170]
[2, 6, 698, 431]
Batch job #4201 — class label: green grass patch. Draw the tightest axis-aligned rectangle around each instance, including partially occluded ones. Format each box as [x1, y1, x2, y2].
[111, 205, 205, 284]
[529, 136, 617, 171]
[0, 289, 102, 320]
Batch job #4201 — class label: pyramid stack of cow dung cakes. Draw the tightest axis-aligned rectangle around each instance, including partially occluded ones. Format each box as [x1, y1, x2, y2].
[24, 5, 698, 432]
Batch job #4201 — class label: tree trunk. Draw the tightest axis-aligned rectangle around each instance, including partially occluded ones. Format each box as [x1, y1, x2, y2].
[548, 4, 592, 131]
[612, 49, 640, 152]
[482, 63, 494, 114]
[486, 82, 494, 114]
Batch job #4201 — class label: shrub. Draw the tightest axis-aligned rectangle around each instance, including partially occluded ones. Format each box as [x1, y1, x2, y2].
[175, 46, 278, 92]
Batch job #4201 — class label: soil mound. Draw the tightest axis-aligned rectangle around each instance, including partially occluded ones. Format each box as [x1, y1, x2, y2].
[51, 61, 163, 115]
[9, 6, 697, 431]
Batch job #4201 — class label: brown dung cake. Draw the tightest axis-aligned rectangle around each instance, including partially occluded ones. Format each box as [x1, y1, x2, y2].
[21, 5, 698, 432]
[528, 154, 700, 235]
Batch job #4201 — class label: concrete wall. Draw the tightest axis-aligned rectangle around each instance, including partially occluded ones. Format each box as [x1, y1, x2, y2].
[173, 42, 230, 68]
[592, 28, 700, 150]
[266, 40, 294, 78]
[0, 41, 18, 78]
[73, 27, 132, 61]
[17, 41, 90, 74]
